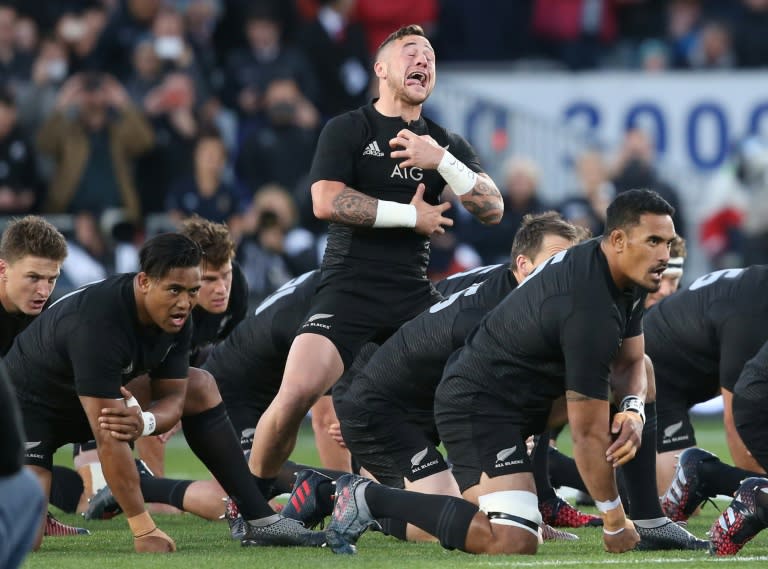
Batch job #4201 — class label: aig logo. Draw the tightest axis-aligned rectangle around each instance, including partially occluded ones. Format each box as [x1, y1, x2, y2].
[390, 164, 423, 181]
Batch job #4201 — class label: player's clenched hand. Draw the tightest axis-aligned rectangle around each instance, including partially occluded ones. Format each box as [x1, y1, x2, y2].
[134, 527, 176, 553]
[410, 184, 452, 236]
[602, 518, 640, 553]
[389, 129, 443, 169]
[99, 405, 144, 442]
[606, 411, 644, 468]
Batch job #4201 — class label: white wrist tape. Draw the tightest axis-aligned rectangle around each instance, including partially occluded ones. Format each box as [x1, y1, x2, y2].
[620, 395, 646, 424]
[437, 150, 477, 196]
[603, 526, 626, 536]
[124, 395, 141, 410]
[373, 200, 417, 228]
[595, 496, 622, 513]
[141, 412, 156, 437]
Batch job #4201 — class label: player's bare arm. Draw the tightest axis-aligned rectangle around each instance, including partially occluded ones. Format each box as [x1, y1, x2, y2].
[459, 174, 504, 224]
[607, 334, 647, 467]
[566, 391, 640, 552]
[389, 129, 503, 224]
[80, 395, 146, 517]
[98, 381, 187, 441]
[313, 179, 453, 236]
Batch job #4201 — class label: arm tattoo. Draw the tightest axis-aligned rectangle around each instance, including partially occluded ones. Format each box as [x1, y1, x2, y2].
[460, 179, 503, 224]
[565, 390, 595, 402]
[330, 188, 377, 227]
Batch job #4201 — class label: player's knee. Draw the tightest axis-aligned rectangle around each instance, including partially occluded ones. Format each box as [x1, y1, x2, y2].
[187, 368, 220, 401]
[478, 490, 541, 555]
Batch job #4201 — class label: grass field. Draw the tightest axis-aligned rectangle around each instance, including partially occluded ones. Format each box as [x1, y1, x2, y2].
[23, 416, 768, 568]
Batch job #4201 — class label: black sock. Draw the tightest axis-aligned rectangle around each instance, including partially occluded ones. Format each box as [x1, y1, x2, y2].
[548, 446, 588, 494]
[49, 466, 84, 513]
[140, 477, 194, 510]
[532, 433, 557, 503]
[378, 517, 408, 540]
[183, 402, 273, 519]
[699, 459, 763, 497]
[251, 474, 278, 499]
[364, 483, 478, 551]
[620, 402, 664, 520]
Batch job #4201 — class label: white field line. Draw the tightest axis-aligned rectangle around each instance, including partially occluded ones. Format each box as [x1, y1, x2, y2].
[476, 557, 768, 566]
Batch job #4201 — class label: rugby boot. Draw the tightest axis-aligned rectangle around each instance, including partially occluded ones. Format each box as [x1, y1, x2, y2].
[709, 477, 768, 556]
[661, 447, 719, 522]
[325, 474, 380, 554]
[282, 469, 334, 529]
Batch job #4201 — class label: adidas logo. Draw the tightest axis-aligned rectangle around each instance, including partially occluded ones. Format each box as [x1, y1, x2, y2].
[363, 141, 385, 157]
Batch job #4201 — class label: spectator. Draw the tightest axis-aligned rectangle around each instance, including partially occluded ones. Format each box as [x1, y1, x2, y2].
[223, 3, 317, 122]
[55, 4, 108, 72]
[354, 0, 438, 57]
[165, 126, 242, 233]
[295, 0, 370, 118]
[459, 155, 548, 265]
[14, 37, 70, 139]
[732, 0, 768, 68]
[86, 0, 161, 80]
[611, 128, 687, 238]
[436, 0, 534, 62]
[149, 5, 209, 99]
[666, 0, 703, 68]
[236, 77, 319, 195]
[237, 183, 316, 301]
[0, 4, 33, 84]
[36, 71, 154, 222]
[0, 87, 41, 215]
[688, 20, 734, 69]
[637, 38, 670, 71]
[531, 0, 619, 70]
[135, 71, 198, 214]
[14, 15, 40, 57]
[183, 0, 224, 94]
[559, 150, 614, 237]
[124, 38, 164, 105]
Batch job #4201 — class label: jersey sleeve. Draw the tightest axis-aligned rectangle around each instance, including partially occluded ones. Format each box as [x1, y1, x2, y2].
[309, 113, 365, 186]
[69, 322, 131, 399]
[560, 304, 621, 400]
[445, 132, 483, 174]
[150, 321, 192, 380]
[222, 264, 249, 340]
[624, 297, 645, 338]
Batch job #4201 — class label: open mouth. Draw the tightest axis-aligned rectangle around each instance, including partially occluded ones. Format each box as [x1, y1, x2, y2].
[650, 266, 667, 280]
[406, 70, 427, 88]
[169, 312, 187, 327]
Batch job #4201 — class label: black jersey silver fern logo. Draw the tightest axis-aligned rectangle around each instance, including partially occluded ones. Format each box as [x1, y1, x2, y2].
[496, 446, 518, 463]
[411, 447, 429, 466]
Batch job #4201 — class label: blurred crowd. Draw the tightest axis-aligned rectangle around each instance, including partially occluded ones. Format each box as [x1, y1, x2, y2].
[0, 0, 766, 302]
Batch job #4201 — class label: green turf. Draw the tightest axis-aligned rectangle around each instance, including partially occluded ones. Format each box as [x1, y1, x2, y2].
[23, 417, 768, 568]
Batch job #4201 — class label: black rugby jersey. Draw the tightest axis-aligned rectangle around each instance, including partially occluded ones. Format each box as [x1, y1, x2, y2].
[645, 265, 768, 393]
[8, 274, 192, 412]
[190, 262, 248, 360]
[345, 264, 515, 413]
[203, 270, 321, 387]
[310, 100, 482, 278]
[0, 301, 35, 356]
[434, 264, 505, 297]
[735, 339, 768, 401]
[440, 239, 646, 408]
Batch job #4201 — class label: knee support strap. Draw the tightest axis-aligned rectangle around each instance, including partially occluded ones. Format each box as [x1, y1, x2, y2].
[478, 490, 542, 537]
